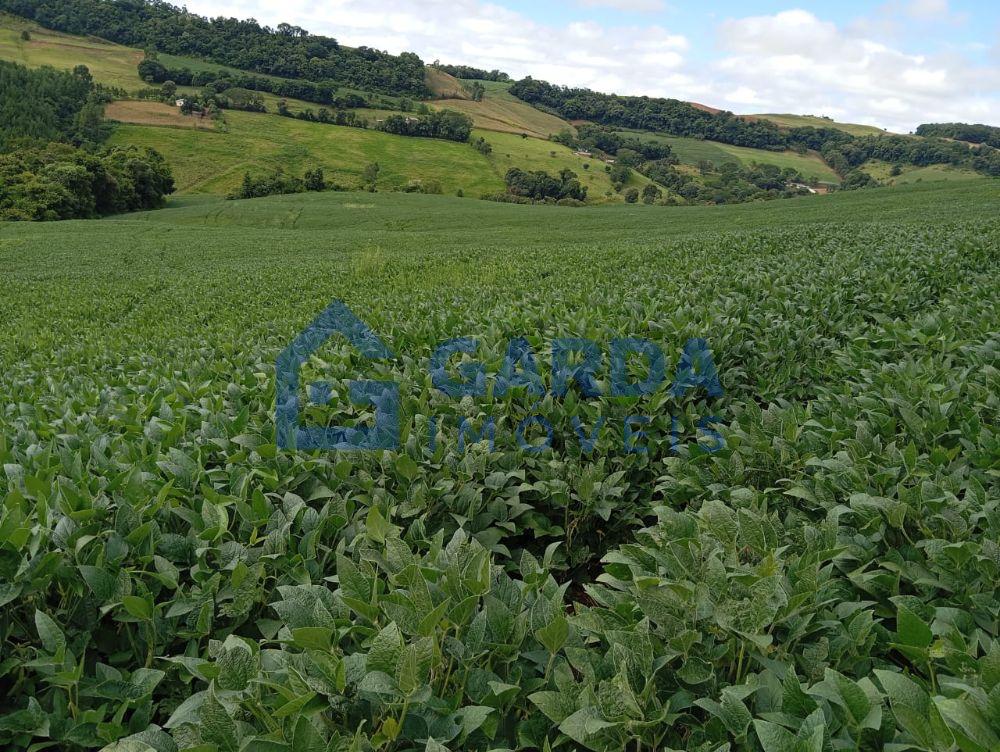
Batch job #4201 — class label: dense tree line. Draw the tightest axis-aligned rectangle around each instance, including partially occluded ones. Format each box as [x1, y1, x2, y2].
[0, 61, 110, 150]
[644, 159, 815, 205]
[511, 77, 789, 149]
[915, 122, 1000, 147]
[137, 58, 370, 108]
[503, 167, 587, 201]
[820, 134, 980, 173]
[972, 148, 1000, 177]
[432, 64, 510, 82]
[277, 103, 369, 128]
[0, 0, 428, 96]
[375, 111, 474, 142]
[0, 143, 174, 220]
[512, 77, 1000, 180]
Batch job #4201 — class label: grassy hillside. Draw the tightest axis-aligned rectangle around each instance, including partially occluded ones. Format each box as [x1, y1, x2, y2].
[747, 112, 890, 136]
[104, 102, 641, 199]
[106, 106, 503, 195]
[861, 159, 985, 185]
[480, 129, 652, 197]
[0, 11, 143, 89]
[424, 67, 469, 99]
[431, 80, 574, 139]
[615, 130, 841, 183]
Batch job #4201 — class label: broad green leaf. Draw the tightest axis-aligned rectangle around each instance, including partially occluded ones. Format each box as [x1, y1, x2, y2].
[34, 610, 65, 654]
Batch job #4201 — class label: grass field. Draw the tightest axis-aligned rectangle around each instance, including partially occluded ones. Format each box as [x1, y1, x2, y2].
[2, 179, 998, 749]
[104, 103, 642, 198]
[747, 112, 891, 136]
[0, 12, 144, 89]
[615, 130, 841, 182]
[861, 159, 986, 185]
[430, 80, 574, 139]
[106, 100, 217, 129]
[478, 129, 653, 197]
[107, 107, 504, 195]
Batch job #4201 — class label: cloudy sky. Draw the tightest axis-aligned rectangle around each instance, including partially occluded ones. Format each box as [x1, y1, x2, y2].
[181, 0, 999, 132]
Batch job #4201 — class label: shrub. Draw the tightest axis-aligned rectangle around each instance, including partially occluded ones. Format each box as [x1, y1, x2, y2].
[228, 168, 305, 199]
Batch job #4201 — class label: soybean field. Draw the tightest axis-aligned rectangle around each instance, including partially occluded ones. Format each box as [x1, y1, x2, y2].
[1, 180, 999, 751]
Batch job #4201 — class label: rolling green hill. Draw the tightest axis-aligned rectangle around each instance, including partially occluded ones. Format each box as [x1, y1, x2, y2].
[107, 106, 504, 196]
[103, 104, 643, 199]
[0, 13, 406, 108]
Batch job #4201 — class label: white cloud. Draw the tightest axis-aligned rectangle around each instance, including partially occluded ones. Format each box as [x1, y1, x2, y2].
[181, 0, 697, 99]
[176, 0, 999, 132]
[907, 0, 949, 19]
[576, 0, 667, 12]
[712, 9, 1000, 131]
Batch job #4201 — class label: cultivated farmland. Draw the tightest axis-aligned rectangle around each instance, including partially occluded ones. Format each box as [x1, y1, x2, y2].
[1, 180, 999, 751]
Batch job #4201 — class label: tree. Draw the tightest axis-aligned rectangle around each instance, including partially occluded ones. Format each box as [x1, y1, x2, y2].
[0, 60, 99, 150]
[469, 81, 485, 102]
[20, 30, 30, 41]
[304, 167, 326, 191]
[609, 164, 631, 191]
[138, 57, 168, 83]
[0, 144, 175, 221]
[72, 64, 92, 86]
[160, 80, 177, 99]
[641, 183, 662, 204]
[624, 187, 639, 203]
[362, 162, 380, 191]
[277, 99, 290, 116]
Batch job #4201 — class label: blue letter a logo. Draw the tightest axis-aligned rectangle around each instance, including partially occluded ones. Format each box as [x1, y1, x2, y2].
[276, 300, 399, 450]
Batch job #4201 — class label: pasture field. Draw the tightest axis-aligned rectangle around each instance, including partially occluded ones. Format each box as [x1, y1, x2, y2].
[1, 179, 999, 750]
[478, 129, 653, 196]
[430, 80, 574, 139]
[747, 112, 891, 136]
[0, 11, 143, 89]
[862, 159, 986, 185]
[106, 108, 505, 195]
[103, 106, 640, 199]
[614, 130, 842, 183]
